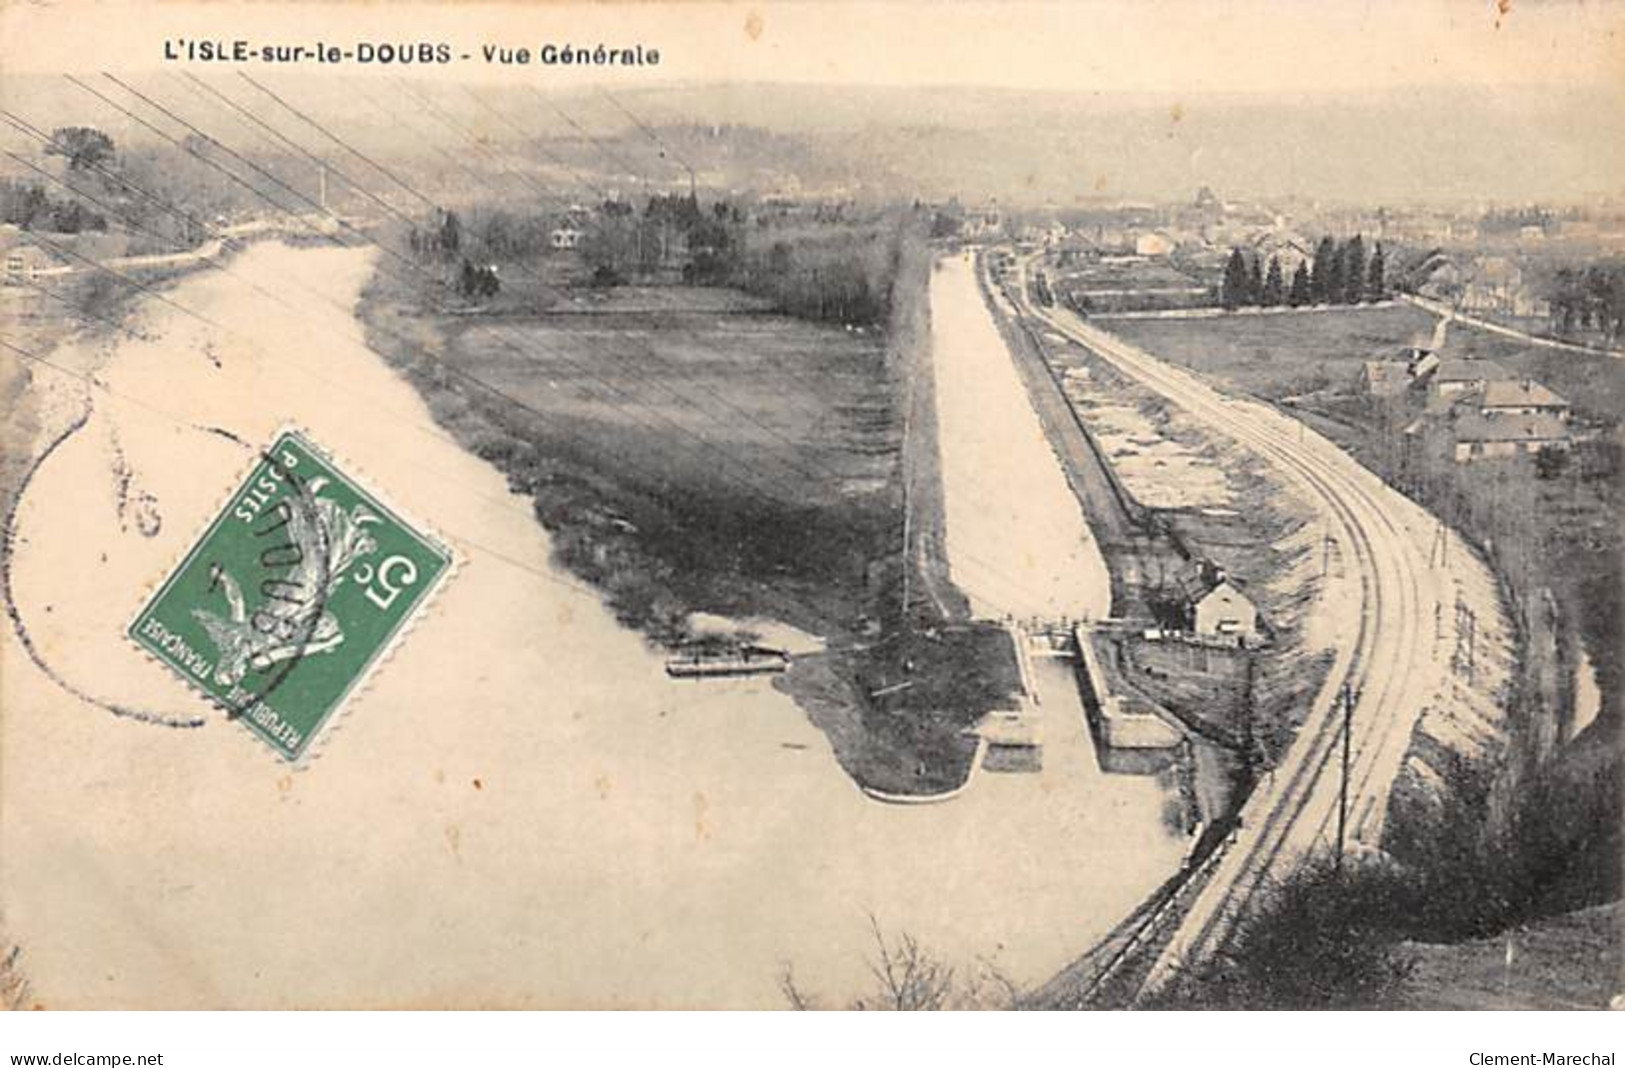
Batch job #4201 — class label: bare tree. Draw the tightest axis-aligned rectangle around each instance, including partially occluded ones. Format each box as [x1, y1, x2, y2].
[779, 916, 1020, 1010]
[853, 915, 956, 1011]
[778, 963, 818, 1011]
[0, 942, 30, 1012]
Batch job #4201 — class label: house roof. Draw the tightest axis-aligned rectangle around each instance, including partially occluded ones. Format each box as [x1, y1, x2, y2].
[1246, 228, 1314, 260]
[1432, 357, 1512, 384]
[1476, 256, 1521, 285]
[1454, 411, 1568, 445]
[1174, 563, 1254, 610]
[1481, 379, 1568, 410]
[1, 243, 56, 266]
[1362, 361, 1409, 387]
[1196, 579, 1253, 610]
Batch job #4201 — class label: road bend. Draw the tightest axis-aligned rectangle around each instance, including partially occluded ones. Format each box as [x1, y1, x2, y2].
[1005, 251, 1459, 994]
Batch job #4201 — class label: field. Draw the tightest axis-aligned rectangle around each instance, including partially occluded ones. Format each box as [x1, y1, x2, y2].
[1051, 256, 1214, 314]
[1104, 302, 1625, 427]
[360, 237, 1020, 795]
[365, 275, 897, 640]
[1104, 304, 1440, 400]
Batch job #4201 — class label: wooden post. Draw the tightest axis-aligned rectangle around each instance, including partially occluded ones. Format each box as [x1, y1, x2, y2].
[1335, 680, 1354, 872]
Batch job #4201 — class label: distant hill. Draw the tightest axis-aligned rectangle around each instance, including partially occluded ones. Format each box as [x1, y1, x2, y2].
[1, 75, 1619, 207]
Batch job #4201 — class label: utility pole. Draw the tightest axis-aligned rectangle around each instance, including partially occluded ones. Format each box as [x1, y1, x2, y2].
[1452, 598, 1477, 683]
[1243, 651, 1259, 774]
[1465, 607, 1476, 684]
[899, 357, 913, 634]
[1335, 679, 1355, 873]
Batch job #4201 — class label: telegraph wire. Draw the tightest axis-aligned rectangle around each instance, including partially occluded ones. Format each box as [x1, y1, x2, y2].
[0, 335, 603, 600]
[29, 73, 1065, 617]
[236, 71, 439, 212]
[77, 73, 825, 500]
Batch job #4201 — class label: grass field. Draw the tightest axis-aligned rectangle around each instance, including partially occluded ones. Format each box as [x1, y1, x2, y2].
[1103, 302, 1625, 426]
[365, 272, 898, 641]
[1104, 304, 1440, 400]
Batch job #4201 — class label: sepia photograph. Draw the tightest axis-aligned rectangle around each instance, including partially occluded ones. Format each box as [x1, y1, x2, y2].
[0, 0, 1620, 1036]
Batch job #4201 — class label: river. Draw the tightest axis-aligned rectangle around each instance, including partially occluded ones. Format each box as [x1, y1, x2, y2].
[0, 242, 1181, 1008]
[930, 255, 1113, 621]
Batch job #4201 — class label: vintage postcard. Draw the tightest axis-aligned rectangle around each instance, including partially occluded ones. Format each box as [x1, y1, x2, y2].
[0, 0, 1620, 1014]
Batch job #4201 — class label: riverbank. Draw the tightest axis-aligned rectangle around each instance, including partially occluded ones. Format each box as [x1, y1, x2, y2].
[355, 224, 1020, 796]
[0, 238, 1189, 1009]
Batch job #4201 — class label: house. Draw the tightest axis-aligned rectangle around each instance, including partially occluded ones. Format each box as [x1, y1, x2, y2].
[549, 223, 583, 251]
[1362, 336, 1444, 397]
[1134, 230, 1176, 257]
[1426, 357, 1512, 400]
[1478, 379, 1569, 421]
[962, 199, 1003, 240]
[3, 243, 57, 285]
[1095, 227, 1132, 253]
[1461, 256, 1547, 318]
[1406, 348, 1441, 382]
[1246, 228, 1316, 275]
[1170, 563, 1261, 646]
[1191, 579, 1260, 644]
[1360, 360, 1412, 398]
[1451, 412, 1569, 463]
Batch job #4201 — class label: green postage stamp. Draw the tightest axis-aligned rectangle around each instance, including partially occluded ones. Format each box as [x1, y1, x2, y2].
[128, 429, 453, 760]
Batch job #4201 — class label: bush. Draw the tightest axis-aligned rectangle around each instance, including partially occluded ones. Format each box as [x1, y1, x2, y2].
[1155, 858, 1417, 1009]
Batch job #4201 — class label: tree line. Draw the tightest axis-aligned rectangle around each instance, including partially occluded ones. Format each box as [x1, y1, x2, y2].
[408, 193, 901, 326]
[0, 178, 107, 234]
[1221, 235, 1386, 310]
[1541, 261, 1625, 345]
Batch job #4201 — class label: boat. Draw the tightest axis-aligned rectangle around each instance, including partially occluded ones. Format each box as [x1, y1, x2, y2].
[664, 643, 791, 679]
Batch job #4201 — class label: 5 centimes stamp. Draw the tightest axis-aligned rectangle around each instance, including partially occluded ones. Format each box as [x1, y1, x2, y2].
[127, 428, 453, 761]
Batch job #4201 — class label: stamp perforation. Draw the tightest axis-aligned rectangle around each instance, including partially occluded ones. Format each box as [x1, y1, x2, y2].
[123, 422, 459, 767]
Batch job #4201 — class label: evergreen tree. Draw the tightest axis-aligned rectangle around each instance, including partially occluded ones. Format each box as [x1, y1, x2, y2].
[1342, 235, 1366, 305]
[1310, 236, 1337, 303]
[1263, 256, 1285, 306]
[1324, 243, 1346, 307]
[1367, 244, 1387, 302]
[439, 210, 461, 256]
[1247, 254, 1264, 306]
[1289, 262, 1311, 307]
[1221, 248, 1247, 310]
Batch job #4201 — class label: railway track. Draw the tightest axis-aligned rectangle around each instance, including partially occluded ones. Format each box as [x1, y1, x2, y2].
[1006, 251, 1455, 996]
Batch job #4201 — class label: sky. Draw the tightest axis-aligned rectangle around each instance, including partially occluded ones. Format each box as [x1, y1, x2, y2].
[2, 1, 1621, 205]
[2, 0, 1622, 96]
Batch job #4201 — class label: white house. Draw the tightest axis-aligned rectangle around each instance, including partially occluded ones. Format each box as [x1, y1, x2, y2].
[2, 244, 57, 285]
[1191, 579, 1260, 644]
